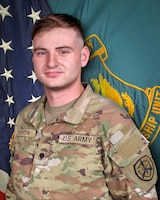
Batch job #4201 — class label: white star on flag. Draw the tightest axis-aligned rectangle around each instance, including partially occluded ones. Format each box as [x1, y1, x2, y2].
[7, 117, 15, 128]
[5, 95, 15, 106]
[1, 68, 14, 81]
[27, 40, 33, 50]
[28, 95, 41, 103]
[27, 7, 41, 24]
[0, 4, 12, 21]
[27, 70, 37, 83]
[0, 39, 13, 54]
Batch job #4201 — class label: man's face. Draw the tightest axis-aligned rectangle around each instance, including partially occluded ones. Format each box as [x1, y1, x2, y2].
[32, 27, 89, 91]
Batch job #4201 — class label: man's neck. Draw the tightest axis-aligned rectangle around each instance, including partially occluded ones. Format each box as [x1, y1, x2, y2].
[45, 83, 84, 107]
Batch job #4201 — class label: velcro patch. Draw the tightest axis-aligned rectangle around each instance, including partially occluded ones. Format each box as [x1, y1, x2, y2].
[110, 130, 124, 145]
[117, 133, 147, 160]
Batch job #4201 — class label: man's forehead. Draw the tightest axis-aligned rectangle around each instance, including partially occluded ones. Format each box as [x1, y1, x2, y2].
[33, 28, 83, 49]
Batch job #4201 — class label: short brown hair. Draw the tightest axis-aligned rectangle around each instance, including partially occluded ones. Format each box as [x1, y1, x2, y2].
[32, 14, 84, 41]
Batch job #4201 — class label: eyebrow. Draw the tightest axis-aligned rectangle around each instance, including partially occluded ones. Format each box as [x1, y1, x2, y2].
[32, 47, 46, 52]
[33, 46, 73, 52]
[55, 46, 73, 50]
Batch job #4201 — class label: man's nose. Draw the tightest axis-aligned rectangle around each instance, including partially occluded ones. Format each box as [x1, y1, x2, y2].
[47, 53, 58, 68]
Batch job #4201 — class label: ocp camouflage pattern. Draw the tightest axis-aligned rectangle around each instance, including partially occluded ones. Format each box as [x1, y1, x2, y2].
[6, 84, 158, 200]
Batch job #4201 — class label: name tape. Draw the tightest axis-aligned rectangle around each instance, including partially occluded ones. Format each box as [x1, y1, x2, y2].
[58, 134, 97, 145]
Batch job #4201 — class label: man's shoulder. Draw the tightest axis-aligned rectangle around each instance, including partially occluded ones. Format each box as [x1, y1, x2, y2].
[18, 95, 45, 117]
[91, 91, 119, 108]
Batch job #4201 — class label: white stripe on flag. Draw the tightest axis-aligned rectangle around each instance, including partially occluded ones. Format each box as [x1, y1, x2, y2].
[0, 169, 9, 193]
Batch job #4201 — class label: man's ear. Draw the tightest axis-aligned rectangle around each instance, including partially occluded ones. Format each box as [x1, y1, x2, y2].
[81, 46, 90, 68]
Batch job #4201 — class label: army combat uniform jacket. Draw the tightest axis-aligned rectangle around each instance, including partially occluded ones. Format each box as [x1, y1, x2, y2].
[6, 84, 158, 200]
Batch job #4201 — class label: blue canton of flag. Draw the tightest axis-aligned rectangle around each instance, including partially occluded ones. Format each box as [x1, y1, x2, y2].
[0, 0, 51, 197]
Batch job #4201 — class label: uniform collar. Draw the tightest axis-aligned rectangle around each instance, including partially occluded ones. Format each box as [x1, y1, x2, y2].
[25, 83, 94, 128]
[57, 83, 93, 124]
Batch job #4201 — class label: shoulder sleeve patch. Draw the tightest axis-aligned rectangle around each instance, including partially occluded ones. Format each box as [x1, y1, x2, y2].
[108, 128, 157, 193]
[134, 155, 154, 181]
[127, 148, 157, 194]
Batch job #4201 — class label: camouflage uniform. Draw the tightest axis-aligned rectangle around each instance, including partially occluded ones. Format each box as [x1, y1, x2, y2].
[6, 84, 158, 200]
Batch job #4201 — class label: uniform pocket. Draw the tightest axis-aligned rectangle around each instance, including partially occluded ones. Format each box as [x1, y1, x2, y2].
[108, 128, 157, 193]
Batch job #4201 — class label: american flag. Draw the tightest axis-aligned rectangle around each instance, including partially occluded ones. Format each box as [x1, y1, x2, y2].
[0, 0, 51, 198]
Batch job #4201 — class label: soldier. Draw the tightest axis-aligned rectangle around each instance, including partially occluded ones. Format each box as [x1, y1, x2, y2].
[6, 14, 158, 199]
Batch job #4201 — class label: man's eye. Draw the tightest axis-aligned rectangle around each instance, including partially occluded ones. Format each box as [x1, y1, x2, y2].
[37, 51, 46, 55]
[34, 51, 46, 56]
[60, 50, 68, 55]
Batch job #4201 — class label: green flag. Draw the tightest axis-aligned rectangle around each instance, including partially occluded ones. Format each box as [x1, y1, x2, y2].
[48, 0, 160, 195]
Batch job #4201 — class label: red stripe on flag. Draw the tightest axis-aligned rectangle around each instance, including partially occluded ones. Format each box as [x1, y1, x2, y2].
[0, 191, 6, 200]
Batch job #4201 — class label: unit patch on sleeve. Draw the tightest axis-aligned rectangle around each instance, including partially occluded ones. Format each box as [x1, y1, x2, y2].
[134, 155, 154, 181]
